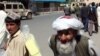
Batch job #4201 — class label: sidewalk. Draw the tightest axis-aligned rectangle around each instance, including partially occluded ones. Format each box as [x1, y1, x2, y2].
[33, 11, 63, 17]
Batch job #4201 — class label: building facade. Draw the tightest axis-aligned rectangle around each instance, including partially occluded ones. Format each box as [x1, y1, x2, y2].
[84, 0, 100, 4]
[30, 0, 67, 12]
[75, 0, 100, 5]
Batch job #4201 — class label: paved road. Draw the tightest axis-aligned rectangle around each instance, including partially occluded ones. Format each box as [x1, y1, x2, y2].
[21, 12, 100, 56]
[21, 12, 64, 56]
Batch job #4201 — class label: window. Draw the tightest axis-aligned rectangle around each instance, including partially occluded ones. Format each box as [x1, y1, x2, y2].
[0, 3, 4, 9]
[13, 4, 17, 9]
[19, 5, 23, 9]
[6, 4, 11, 9]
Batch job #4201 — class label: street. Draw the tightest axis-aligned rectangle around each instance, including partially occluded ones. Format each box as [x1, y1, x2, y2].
[21, 12, 100, 56]
[21, 12, 64, 56]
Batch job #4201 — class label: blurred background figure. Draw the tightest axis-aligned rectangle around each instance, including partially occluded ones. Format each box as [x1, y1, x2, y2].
[75, 4, 81, 20]
[88, 2, 98, 36]
[70, 3, 76, 14]
[63, 4, 71, 16]
[80, 3, 89, 32]
[0, 3, 8, 56]
[97, 3, 100, 27]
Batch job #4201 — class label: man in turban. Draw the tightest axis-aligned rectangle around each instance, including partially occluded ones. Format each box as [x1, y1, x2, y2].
[48, 15, 98, 56]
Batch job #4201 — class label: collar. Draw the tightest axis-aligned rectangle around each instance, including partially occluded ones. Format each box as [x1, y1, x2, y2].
[12, 30, 21, 38]
[8, 30, 21, 44]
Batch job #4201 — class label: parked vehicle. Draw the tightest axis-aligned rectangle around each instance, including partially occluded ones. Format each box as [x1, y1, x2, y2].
[0, 1, 33, 19]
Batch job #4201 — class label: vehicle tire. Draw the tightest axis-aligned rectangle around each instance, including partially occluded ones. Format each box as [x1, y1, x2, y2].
[27, 12, 32, 19]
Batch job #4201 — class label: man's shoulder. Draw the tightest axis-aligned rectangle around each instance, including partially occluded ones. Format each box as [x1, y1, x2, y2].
[15, 31, 25, 42]
[81, 35, 89, 39]
[50, 34, 56, 41]
[75, 35, 89, 42]
[49, 34, 58, 44]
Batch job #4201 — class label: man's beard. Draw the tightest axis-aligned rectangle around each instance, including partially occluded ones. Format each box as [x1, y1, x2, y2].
[57, 39, 76, 55]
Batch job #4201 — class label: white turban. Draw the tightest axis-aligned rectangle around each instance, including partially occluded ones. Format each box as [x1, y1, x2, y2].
[52, 16, 84, 31]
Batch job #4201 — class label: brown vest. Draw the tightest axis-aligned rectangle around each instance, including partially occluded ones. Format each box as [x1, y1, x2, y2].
[75, 35, 90, 56]
[49, 35, 90, 56]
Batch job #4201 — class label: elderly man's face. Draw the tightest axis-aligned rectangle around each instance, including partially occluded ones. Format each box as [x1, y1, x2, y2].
[6, 22, 19, 36]
[57, 28, 77, 44]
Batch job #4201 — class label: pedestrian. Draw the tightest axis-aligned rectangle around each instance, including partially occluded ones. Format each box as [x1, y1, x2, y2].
[70, 3, 76, 14]
[63, 4, 71, 16]
[48, 14, 98, 56]
[75, 4, 81, 20]
[97, 3, 100, 26]
[4, 12, 42, 56]
[0, 4, 8, 56]
[88, 2, 98, 36]
[80, 3, 89, 32]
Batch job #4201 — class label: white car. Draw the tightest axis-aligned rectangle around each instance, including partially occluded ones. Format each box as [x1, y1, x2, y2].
[0, 1, 33, 19]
